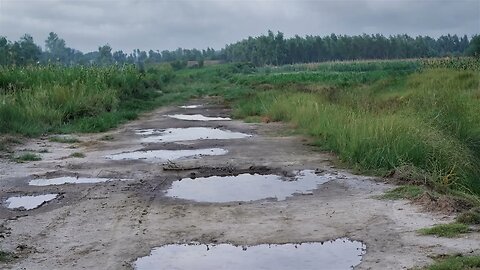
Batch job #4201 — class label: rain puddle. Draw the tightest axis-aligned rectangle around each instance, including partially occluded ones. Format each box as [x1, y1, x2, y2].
[166, 170, 335, 202]
[134, 238, 366, 270]
[5, 194, 58, 210]
[105, 148, 228, 161]
[137, 127, 251, 143]
[166, 114, 231, 121]
[29, 177, 131, 186]
[180, 105, 202, 109]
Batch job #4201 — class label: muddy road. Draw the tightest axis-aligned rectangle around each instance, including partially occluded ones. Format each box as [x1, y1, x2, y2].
[1, 100, 479, 269]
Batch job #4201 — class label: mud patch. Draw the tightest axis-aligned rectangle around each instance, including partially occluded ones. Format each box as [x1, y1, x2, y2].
[105, 148, 228, 161]
[137, 127, 251, 143]
[5, 194, 58, 210]
[165, 170, 336, 202]
[166, 114, 231, 121]
[134, 238, 366, 270]
[29, 176, 131, 186]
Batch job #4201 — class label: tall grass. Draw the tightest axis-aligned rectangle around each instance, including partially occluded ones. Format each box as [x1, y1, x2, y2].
[0, 65, 174, 135]
[234, 62, 480, 195]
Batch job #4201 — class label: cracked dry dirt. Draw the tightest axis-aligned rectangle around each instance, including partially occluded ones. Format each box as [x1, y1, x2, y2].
[1, 100, 479, 269]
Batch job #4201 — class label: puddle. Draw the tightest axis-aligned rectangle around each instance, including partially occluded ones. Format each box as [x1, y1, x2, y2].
[5, 194, 58, 210]
[180, 105, 202, 109]
[137, 127, 251, 143]
[134, 238, 366, 270]
[29, 177, 131, 186]
[105, 148, 228, 161]
[166, 170, 335, 202]
[166, 114, 231, 121]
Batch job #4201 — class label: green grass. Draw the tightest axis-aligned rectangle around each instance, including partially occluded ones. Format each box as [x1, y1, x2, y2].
[424, 255, 480, 270]
[49, 136, 80, 144]
[15, 152, 41, 162]
[418, 223, 470, 238]
[232, 61, 480, 198]
[0, 64, 176, 136]
[0, 251, 12, 262]
[69, 152, 85, 158]
[456, 207, 480, 224]
[380, 185, 425, 200]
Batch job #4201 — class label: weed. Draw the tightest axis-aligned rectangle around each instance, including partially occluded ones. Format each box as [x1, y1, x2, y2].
[15, 153, 41, 162]
[418, 223, 469, 238]
[456, 207, 480, 224]
[69, 152, 85, 158]
[38, 148, 49, 153]
[0, 251, 12, 262]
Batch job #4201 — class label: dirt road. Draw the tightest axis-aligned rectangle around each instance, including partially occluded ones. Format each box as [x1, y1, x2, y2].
[1, 100, 478, 269]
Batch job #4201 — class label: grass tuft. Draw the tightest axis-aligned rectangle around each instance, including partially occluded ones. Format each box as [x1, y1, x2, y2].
[15, 153, 41, 162]
[69, 152, 85, 158]
[456, 207, 480, 225]
[418, 223, 469, 238]
[0, 251, 13, 262]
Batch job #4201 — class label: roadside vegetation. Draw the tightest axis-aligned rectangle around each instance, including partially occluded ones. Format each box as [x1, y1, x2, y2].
[229, 58, 480, 203]
[422, 255, 480, 270]
[418, 223, 470, 238]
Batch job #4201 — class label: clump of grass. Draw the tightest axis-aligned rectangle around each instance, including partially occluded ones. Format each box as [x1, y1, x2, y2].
[424, 254, 480, 270]
[380, 185, 425, 200]
[456, 207, 480, 225]
[49, 136, 80, 144]
[69, 152, 85, 158]
[38, 148, 49, 153]
[14, 153, 41, 162]
[0, 251, 13, 262]
[100, 135, 114, 141]
[418, 223, 469, 238]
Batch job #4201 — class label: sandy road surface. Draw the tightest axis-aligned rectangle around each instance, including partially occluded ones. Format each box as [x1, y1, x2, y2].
[1, 100, 479, 269]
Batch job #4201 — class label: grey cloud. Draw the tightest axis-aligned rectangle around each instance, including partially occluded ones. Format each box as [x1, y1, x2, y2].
[0, 0, 478, 52]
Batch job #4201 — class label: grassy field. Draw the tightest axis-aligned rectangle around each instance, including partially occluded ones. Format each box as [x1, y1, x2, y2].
[1, 58, 479, 201]
[0, 64, 180, 136]
[229, 59, 480, 199]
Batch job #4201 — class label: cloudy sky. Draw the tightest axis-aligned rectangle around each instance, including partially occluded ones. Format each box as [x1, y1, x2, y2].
[0, 0, 478, 52]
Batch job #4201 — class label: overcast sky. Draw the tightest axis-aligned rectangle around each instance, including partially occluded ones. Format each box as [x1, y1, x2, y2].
[0, 0, 478, 53]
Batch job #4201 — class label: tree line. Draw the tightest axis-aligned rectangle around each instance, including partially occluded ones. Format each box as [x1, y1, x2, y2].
[0, 31, 478, 67]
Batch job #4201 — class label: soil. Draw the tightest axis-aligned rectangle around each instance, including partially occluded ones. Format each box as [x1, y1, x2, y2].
[0, 99, 479, 269]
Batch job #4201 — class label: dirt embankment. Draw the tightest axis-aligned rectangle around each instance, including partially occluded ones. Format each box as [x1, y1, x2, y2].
[0, 100, 479, 269]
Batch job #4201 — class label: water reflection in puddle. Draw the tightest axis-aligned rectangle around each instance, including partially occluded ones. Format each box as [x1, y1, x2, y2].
[137, 127, 251, 143]
[134, 238, 366, 270]
[106, 148, 228, 161]
[167, 114, 231, 121]
[29, 177, 131, 186]
[180, 105, 202, 109]
[166, 170, 335, 202]
[5, 194, 58, 210]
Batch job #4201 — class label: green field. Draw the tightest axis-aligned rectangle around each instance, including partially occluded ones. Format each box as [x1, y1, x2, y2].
[1, 58, 479, 200]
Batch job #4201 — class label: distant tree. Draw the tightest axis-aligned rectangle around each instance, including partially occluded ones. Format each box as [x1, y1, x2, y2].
[113, 50, 127, 64]
[97, 44, 113, 65]
[466, 35, 480, 57]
